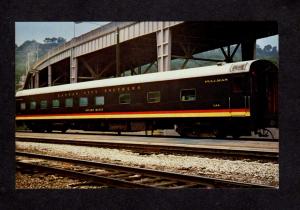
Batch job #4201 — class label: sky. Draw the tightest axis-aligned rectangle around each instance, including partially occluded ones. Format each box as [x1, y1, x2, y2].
[256, 35, 278, 49]
[15, 22, 278, 48]
[15, 22, 110, 46]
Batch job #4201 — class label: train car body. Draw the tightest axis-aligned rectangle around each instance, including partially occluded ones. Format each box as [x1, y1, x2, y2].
[16, 59, 278, 138]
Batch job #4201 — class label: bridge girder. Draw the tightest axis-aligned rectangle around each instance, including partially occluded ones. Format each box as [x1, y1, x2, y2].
[23, 21, 277, 90]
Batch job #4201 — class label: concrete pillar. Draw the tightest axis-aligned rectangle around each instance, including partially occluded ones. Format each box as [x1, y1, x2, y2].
[241, 40, 256, 61]
[34, 72, 39, 88]
[70, 48, 78, 83]
[48, 65, 52, 86]
[156, 22, 172, 72]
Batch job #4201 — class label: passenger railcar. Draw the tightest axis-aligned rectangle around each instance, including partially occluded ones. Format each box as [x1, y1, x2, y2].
[16, 59, 278, 138]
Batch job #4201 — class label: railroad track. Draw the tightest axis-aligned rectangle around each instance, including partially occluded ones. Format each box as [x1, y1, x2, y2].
[16, 151, 274, 189]
[16, 136, 278, 161]
[16, 130, 279, 142]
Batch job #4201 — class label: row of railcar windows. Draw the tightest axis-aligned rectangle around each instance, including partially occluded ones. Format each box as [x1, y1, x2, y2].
[20, 89, 196, 110]
[21, 96, 105, 110]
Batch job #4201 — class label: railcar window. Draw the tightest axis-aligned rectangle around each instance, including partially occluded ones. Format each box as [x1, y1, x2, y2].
[65, 98, 73, 107]
[30, 101, 36, 110]
[180, 89, 196, 101]
[95, 96, 104, 106]
[119, 93, 130, 104]
[52, 99, 60, 108]
[20, 102, 26, 110]
[40, 100, 47, 109]
[79, 97, 88, 107]
[147, 91, 160, 103]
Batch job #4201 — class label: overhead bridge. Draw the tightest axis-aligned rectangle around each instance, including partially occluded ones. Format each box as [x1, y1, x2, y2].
[23, 21, 277, 90]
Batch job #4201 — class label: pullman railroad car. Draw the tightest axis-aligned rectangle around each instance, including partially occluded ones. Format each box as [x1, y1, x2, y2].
[16, 59, 278, 138]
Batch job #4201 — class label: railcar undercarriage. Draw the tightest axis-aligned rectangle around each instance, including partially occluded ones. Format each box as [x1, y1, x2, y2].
[174, 118, 253, 138]
[18, 116, 275, 139]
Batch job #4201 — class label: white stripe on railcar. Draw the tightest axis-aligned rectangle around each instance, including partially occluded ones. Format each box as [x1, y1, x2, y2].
[16, 60, 254, 97]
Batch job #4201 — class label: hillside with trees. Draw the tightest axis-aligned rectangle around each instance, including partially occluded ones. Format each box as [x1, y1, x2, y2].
[15, 37, 66, 87]
[171, 44, 278, 70]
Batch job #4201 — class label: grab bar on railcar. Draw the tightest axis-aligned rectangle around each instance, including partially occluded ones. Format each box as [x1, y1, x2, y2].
[244, 95, 251, 116]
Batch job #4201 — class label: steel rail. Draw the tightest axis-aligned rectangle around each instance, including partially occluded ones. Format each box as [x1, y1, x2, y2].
[17, 162, 151, 188]
[16, 151, 275, 188]
[16, 136, 278, 161]
[15, 130, 279, 142]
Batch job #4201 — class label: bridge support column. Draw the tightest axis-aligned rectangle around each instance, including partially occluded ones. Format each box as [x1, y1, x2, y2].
[34, 72, 39, 88]
[30, 75, 34, 89]
[156, 22, 172, 72]
[70, 49, 78, 83]
[116, 27, 121, 77]
[48, 65, 52, 86]
[241, 40, 256, 61]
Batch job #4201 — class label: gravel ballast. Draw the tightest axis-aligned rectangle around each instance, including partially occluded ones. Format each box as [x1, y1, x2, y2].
[16, 142, 279, 187]
[16, 171, 105, 189]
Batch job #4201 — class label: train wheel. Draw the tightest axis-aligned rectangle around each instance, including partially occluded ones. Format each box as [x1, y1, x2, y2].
[46, 128, 53, 133]
[178, 132, 187, 138]
[175, 127, 187, 137]
[32, 128, 45, 133]
[61, 128, 67, 133]
[189, 130, 201, 138]
[213, 130, 226, 139]
[232, 133, 241, 139]
[176, 130, 188, 137]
